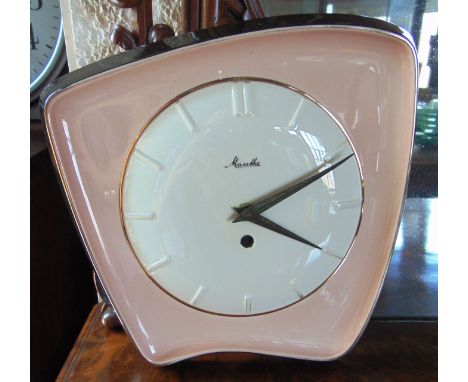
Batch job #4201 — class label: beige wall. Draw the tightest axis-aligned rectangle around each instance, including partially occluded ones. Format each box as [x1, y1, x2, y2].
[60, 0, 184, 70]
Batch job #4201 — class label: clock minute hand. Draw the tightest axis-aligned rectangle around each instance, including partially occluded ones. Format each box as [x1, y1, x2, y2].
[243, 213, 322, 250]
[234, 153, 354, 221]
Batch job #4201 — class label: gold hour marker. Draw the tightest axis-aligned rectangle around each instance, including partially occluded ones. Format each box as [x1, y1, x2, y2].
[124, 211, 156, 220]
[146, 256, 171, 273]
[244, 293, 252, 313]
[289, 278, 304, 299]
[190, 285, 207, 305]
[176, 102, 198, 132]
[134, 149, 164, 170]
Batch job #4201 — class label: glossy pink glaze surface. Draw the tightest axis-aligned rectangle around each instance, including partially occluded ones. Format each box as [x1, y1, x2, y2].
[45, 27, 417, 364]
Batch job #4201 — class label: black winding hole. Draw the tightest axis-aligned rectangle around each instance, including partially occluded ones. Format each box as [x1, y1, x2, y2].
[241, 235, 254, 248]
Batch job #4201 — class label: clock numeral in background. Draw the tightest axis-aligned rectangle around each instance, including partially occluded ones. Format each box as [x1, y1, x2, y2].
[232, 82, 254, 117]
[30, 0, 43, 11]
[30, 23, 39, 50]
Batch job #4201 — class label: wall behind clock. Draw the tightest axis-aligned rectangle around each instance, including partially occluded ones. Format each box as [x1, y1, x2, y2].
[59, 0, 185, 69]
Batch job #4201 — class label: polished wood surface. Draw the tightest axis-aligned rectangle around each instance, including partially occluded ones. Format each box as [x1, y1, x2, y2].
[57, 304, 436, 381]
[148, 24, 176, 43]
[373, 198, 438, 318]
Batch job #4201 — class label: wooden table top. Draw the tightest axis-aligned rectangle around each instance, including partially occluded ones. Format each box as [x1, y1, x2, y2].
[57, 303, 437, 381]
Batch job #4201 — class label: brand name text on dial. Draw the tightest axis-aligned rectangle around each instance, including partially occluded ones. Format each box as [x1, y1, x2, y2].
[225, 156, 261, 169]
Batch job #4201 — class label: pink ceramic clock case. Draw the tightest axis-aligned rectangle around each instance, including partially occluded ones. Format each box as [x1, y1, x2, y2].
[42, 15, 417, 364]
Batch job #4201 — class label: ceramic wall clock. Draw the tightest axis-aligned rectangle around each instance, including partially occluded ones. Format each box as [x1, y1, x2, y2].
[42, 14, 417, 364]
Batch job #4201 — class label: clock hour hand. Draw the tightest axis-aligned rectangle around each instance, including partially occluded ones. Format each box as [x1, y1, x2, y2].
[234, 153, 354, 221]
[238, 212, 322, 250]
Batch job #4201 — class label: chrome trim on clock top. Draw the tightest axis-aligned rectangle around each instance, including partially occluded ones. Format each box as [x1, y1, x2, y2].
[40, 13, 415, 110]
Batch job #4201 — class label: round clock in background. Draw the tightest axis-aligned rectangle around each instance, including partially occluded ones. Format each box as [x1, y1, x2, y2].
[30, 0, 67, 107]
[30, 0, 67, 155]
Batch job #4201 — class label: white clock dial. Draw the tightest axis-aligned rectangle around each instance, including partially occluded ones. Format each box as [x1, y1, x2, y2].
[30, 0, 64, 95]
[121, 79, 363, 316]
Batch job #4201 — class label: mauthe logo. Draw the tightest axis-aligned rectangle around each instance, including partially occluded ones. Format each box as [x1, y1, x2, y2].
[225, 156, 261, 169]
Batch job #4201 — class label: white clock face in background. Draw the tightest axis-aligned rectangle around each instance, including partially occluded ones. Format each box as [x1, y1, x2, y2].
[30, 0, 63, 94]
[121, 79, 363, 316]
